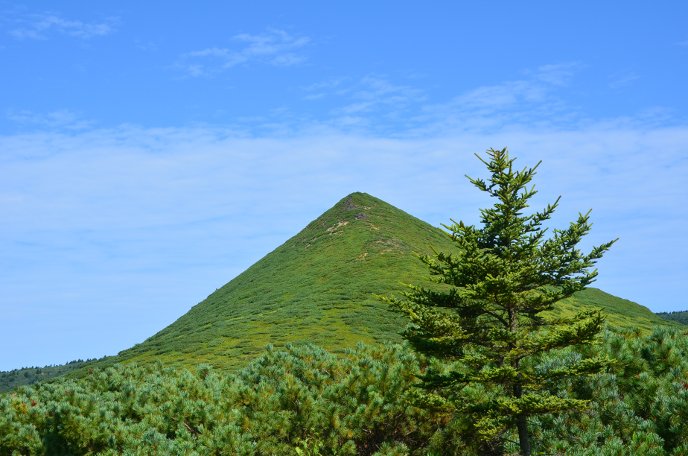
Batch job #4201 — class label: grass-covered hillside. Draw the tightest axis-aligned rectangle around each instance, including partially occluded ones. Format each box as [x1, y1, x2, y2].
[557, 288, 680, 334]
[103, 192, 454, 370]
[84, 192, 672, 372]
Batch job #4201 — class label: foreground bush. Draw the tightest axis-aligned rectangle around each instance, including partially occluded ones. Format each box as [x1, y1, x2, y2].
[2, 329, 688, 455]
[531, 327, 688, 455]
[0, 343, 448, 455]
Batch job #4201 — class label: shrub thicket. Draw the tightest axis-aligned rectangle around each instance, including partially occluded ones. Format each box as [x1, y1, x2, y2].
[2, 329, 688, 455]
[0, 343, 446, 455]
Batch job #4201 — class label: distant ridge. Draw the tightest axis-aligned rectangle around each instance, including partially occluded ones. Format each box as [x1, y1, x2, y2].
[89, 192, 672, 371]
[656, 310, 688, 325]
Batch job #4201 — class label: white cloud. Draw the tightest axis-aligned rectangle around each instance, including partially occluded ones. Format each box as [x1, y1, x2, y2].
[234, 28, 309, 63]
[177, 28, 310, 77]
[608, 71, 640, 89]
[300, 64, 585, 136]
[529, 62, 584, 86]
[6, 109, 93, 130]
[404, 64, 587, 135]
[8, 12, 116, 40]
[453, 63, 581, 111]
[301, 75, 426, 133]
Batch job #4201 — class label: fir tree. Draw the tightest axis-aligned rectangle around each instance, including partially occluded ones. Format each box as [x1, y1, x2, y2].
[390, 148, 617, 455]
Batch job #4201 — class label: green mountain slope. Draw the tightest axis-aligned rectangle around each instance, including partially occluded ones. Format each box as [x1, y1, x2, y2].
[98, 192, 671, 371]
[556, 288, 679, 333]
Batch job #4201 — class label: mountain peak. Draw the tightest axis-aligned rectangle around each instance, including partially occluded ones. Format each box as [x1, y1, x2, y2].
[328, 192, 377, 219]
[113, 193, 451, 369]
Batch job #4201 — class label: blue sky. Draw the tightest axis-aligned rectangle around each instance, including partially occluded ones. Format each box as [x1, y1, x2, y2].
[1, 1, 687, 370]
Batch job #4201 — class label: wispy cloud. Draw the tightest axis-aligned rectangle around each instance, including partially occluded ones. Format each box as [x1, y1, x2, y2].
[299, 64, 583, 135]
[455, 63, 580, 111]
[528, 62, 583, 86]
[8, 12, 116, 40]
[406, 63, 584, 134]
[6, 109, 93, 131]
[609, 71, 640, 89]
[134, 40, 159, 52]
[176, 28, 310, 77]
[302, 75, 425, 131]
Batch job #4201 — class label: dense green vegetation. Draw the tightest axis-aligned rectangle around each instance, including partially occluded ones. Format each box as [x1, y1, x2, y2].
[0, 344, 435, 455]
[656, 311, 688, 325]
[86, 192, 672, 373]
[3, 329, 688, 455]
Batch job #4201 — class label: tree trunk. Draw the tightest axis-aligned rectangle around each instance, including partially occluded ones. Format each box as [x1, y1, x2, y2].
[513, 381, 531, 456]
[516, 413, 531, 456]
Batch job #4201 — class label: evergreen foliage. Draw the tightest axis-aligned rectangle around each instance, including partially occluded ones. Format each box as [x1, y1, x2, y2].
[389, 148, 616, 455]
[0, 344, 444, 455]
[531, 327, 688, 455]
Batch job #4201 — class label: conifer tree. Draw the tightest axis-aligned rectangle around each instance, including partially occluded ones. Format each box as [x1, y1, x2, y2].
[390, 148, 617, 455]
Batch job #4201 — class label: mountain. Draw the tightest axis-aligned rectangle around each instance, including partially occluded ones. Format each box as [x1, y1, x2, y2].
[101, 192, 451, 370]
[88, 192, 672, 372]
